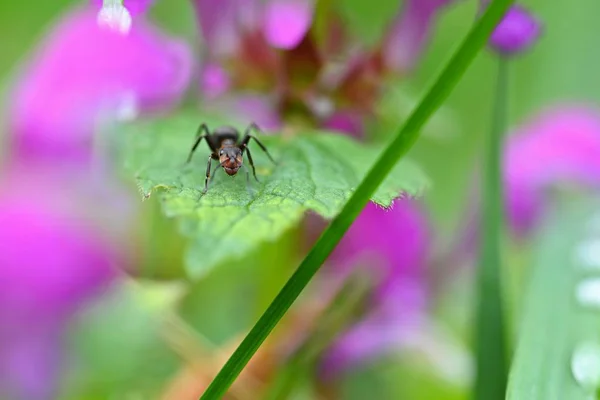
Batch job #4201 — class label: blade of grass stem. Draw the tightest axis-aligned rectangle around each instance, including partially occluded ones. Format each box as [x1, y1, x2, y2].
[200, 1, 514, 398]
[264, 272, 372, 400]
[474, 57, 509, 400]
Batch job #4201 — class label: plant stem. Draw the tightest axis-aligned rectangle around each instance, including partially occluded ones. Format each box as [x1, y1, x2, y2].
[264, 272, 372, 400]
[474, 57, 509, 400]
[201, 1, 514, 398]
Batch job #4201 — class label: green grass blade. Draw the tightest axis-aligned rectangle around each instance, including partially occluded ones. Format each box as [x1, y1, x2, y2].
[507, 199, 600, 399]
[264, 272, 372, 400]
[474, 57, 509, 400]
[200, 1, 514, 398]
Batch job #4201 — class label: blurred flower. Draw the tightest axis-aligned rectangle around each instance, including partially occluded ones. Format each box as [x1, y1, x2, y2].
[200, 62, 231, 100]
[192, 0, 244, 57]
[322, 110, 364, 137]
[192, 0, 314, 54]
[321, 199, 430, 375]
[487, 4, 541, 55]
[383, 0, 457, 72]
[263, 0, 315, 49]
[190, 0, 458, 137]
[504, 105, 600, 234]
[0, 170, 124, 400]
[9, 7, 192, 165]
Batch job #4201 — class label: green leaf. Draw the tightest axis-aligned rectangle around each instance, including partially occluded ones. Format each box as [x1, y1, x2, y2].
[64, 281, 182, 398]
[507, 198, 600, 400]
[474, 58, 509, 400]
[201, 1, 515, 398]
[119, 114, 428, 277]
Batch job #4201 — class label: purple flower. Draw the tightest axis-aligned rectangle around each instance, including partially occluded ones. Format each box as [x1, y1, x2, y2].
[200, 62, 231, 100]
[0, 170, 120, 400]
[322, 110, 364, 137]
[8, 7, 192, 165]
[322, 199, 430, 375]
[488, 5, 541, 54]
[192, 0, 313, 53]
[263, 0, 315, 49]
[193, 0, 245, 57]
[504, 105, 600, 233]
[383, 0, 457, 71]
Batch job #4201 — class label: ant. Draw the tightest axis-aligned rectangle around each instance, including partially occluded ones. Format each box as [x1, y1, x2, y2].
[185, 122, 276, 194]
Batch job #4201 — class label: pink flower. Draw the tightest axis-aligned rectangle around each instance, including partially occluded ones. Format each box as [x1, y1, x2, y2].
[322, 110, 364, 138]
[263, 0, 315, 49]
[193, 0, 246, 57]
[489, 5, 541, 55]
[192, 0, 314, 53]
[200, 62, 231, 100]
[504, 105, 600, 233]
[0, 169, 124, 400]
[8, 7, 192, 165]
[322, 199, 430, 375]
[383, 0, 457, 71]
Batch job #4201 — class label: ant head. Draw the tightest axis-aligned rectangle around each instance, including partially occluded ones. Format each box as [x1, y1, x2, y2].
[219, 147, 243, 176]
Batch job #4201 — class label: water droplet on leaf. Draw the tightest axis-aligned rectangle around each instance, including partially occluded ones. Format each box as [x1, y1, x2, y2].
[572, 342, 600, 391]
[574, 239, 600, 270]
[576, 278, 600, 309]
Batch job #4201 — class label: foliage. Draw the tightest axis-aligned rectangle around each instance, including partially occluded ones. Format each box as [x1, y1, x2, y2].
[119, 114, 428, 276]
[507, 199, 600, 400]
[201, 0, 515, 397]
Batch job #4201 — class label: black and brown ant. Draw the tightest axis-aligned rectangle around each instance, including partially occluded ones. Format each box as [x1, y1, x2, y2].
[185, 123, 276, 193]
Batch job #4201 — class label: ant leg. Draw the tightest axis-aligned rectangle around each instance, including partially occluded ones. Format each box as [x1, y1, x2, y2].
[186, 123, 211, 164]
[202, 155, 216, 194]
[244, 145, 260, 182]
[242, 164, 251, 186]
[241, 123, 277, 165]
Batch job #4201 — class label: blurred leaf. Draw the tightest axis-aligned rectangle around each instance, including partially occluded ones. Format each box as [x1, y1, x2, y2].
[507, 198, 600, 399]
[341, 357, 467, 400]
[513, 0, 600, 117]
[119, 113, 428, 277]
[178, 227, 300, 346]
[149, 0, 198, 43]
[64, 281, 182, 398]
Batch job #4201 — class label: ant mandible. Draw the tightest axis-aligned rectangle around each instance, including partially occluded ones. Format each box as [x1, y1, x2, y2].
[185, 122, 276, 193]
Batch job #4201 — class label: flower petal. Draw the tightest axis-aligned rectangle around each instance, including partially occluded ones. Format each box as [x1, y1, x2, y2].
[192, 0, 245, 56]
[9, 8, 192, 164]
[383, 0, 455, 71]
[322, 110, 364, 137]
[489, 5, 541, 55]
[0, 168, 127, 400]
[329, 199, 430, 278]
[200, 62, 231, 100]
[263, 0, 314, 50]
[323, 199, 430, 374]
[0, 329, 62, 400]
[504, 105, 600, 232]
